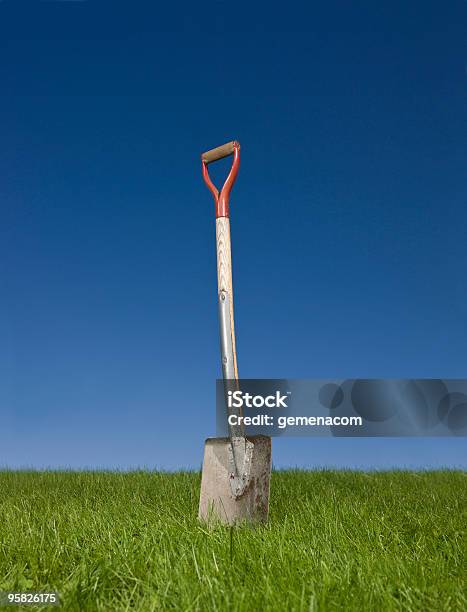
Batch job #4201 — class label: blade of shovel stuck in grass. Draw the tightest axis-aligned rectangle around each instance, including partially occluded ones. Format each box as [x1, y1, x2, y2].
[198, 435, 272, 525]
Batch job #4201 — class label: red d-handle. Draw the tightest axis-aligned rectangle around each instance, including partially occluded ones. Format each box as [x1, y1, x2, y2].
[201, 141, 240, 218]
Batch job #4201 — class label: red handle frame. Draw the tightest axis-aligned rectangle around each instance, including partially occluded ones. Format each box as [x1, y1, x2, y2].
[201, 141, 240, 218]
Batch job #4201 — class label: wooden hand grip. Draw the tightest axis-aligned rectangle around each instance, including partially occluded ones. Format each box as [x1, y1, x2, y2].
[201, 141, 240, 164]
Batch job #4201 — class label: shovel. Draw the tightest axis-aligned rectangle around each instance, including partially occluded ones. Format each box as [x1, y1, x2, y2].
[198, 140, 272, 525]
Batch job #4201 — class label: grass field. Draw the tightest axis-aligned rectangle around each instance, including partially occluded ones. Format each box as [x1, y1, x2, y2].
[0, 470, 465, 611]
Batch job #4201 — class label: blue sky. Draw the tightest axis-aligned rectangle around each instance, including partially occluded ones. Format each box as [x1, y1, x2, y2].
[1, 1, 466, 469]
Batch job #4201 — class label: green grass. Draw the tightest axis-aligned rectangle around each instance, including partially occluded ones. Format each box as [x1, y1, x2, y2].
[0, 470, 465, 611]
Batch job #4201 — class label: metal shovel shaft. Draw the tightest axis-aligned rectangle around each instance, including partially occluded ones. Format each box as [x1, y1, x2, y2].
[216, 217, 244, 436]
